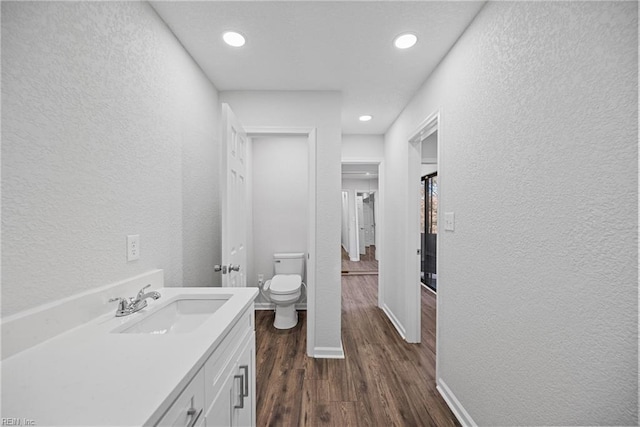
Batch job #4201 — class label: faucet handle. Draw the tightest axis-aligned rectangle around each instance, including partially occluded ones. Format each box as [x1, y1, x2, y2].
[109, 297, 132, 316]
[109, 297, 128, 306]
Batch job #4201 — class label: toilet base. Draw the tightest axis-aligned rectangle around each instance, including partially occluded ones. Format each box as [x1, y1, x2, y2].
[274, 303, 298, 329]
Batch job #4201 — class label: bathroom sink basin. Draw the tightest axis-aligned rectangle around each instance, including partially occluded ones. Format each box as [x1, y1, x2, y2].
[116, 295, 231, 334]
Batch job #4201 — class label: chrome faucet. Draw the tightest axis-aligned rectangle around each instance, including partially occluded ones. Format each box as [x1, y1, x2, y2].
[109, 284, 161, 317]
[132, 284, 161, 312]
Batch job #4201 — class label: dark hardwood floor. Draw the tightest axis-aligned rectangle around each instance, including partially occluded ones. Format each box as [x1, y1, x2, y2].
[255, 274, 459, 426]
[341, 245, 378, 274]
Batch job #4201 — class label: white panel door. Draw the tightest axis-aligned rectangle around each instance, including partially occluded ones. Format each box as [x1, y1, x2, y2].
[356, 195, 365, 255]
[221, 104, 247, 287]
[363, 198, 375, 246]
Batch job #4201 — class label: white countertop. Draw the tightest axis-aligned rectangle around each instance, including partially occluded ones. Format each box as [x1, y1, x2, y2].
[2, 287, 258, 426]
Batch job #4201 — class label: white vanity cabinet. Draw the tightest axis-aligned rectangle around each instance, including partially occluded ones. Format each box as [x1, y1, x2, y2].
[157, 307, 255, 427]
[2, 285, 259, 427]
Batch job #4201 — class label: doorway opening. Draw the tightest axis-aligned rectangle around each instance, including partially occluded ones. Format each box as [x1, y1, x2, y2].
[406, 112, 439, 344]
[248, 134, 309, 308]
[357, 191, 376, 258]
[421, 172, 437, 292]
[243, 125, 317, 358]
[341, 162, 380, 275]
[351, 190, 377, 272]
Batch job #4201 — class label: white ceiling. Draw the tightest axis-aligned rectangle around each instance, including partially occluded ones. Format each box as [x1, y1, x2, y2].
[151, 1, 485, 134]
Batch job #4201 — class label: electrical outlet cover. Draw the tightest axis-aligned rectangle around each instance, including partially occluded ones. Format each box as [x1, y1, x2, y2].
[444, 212, 455, 231]
[127, 235, 140, 261]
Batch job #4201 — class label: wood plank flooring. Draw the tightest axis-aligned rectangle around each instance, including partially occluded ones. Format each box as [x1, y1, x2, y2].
[255, 274, 459, 426]
[341, 246, 378, 274]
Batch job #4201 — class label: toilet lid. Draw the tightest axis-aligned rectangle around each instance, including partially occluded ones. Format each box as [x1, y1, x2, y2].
[270, 275, 301, 295]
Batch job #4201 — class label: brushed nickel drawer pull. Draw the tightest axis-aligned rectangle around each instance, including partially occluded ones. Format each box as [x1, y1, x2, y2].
[233, 374, 245, 409]
[186, 407, 203, 427]
[240, 365, 249, 397]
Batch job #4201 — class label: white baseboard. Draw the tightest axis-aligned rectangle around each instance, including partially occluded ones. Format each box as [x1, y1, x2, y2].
[437, 378, 477, 427]
[255, 302, 274, 310]
[255, 302, 307, 310]
[350, 256, 359, 262]
[421, 283, 437, 295]
[313, 343, 345, 359]
[381, 303, 406, 339]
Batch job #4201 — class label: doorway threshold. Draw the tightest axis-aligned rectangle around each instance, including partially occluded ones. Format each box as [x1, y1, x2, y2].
[421, 282, 437, 295]
[342, 271, 378, 276]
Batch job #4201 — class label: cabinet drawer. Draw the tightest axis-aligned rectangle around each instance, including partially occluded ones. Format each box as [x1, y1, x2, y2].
[157, 369, 205, 427]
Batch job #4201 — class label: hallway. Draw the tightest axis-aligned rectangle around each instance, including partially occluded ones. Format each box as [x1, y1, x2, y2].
[255, 274, 457, 426]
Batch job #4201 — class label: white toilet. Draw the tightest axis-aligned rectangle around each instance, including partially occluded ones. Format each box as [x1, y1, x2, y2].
[263, 252, 304, 329]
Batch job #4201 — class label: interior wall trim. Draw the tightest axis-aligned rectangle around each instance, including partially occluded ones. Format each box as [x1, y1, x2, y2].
[437, 378, 477, 427]
[254, 302, 307, 311]
[313, 343, 345, 359]
[381, 303, 406, 339]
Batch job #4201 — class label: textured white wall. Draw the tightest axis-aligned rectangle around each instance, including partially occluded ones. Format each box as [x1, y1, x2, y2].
[2, 2, 221, 316]
[250, 136, 308, 291]
[342, 134, 384, 159]
[383, 1, 637, 425]
[219, 91, 342, 354]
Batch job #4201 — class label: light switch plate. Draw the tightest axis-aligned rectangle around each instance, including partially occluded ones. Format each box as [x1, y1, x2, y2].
[127, 235, 140, 261]
[444, 212, 455, 231]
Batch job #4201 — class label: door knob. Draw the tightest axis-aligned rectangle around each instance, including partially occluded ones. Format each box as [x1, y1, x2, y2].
[228, 264, 240, 272]
[214, 265, 228, 274]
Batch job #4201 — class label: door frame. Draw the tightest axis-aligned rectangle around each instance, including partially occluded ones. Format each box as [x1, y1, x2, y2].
[245, 126, 317, 358]
[406, 110, 440, 344]
[341, 158, 384, 308]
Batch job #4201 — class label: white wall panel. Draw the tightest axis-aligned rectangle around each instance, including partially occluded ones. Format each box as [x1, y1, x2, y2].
[2, 2, 221, 315]
[383, 2, 637, 425]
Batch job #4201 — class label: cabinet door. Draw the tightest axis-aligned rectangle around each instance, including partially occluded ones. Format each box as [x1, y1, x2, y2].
[205, 368, 234, 427]
[233, 333, 255, 427]
[205, 332, 255, 427]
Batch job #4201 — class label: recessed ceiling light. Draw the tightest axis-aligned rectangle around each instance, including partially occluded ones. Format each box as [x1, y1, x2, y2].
[223, 31, 246, 47]
[394, 33, 417, 49]
[359, 115, 373, 122]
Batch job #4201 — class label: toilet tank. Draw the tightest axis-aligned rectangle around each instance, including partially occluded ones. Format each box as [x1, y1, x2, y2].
[273, 252, 305, 276]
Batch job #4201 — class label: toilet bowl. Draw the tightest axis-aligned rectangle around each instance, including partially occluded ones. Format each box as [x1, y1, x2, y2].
[264, 275, 301, 329]
[262, 252, 305, 329]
